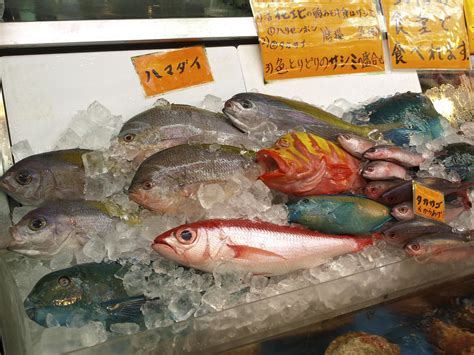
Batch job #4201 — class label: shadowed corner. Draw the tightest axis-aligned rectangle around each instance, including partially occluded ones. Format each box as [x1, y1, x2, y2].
[23, 297, 35, 320]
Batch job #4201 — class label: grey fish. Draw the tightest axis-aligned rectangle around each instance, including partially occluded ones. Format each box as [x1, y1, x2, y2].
[128, 144, 259, 213]
[9, 201, 119, 257]
[391, 199, 469, 222]
[24, 262, 147, 328]
[363, 180, 406, 200]
[0, 149, 90, 206]
[362, 161, 412, 181]
[118, 104, 255, 161]
[363, 145, 425, 167]
[223, 93, 401, 141]
[405, 232, 473, 258]
[337, 133, 376, 158]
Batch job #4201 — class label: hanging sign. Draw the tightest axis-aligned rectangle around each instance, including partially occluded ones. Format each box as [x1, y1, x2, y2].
[250, 0, 385, 81]
[382, 0, 471, 69]
[132, 46, 214, 96]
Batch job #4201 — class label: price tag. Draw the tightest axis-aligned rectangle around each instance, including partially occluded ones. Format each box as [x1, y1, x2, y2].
[250, 0, 385, 81]
[465, 0, 474, 53]
[382, 0, 471, 70]
[132, 46, 214, 97]
[412, 181, 445, 222]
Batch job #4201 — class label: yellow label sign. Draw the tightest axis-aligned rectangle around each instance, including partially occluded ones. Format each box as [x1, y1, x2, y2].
[250, 0, 385, 81]
[412, 181, 445, 222]
[465, 0, 474, 53]
[131, 46, 214, 97]
[382, 0, 471, 69]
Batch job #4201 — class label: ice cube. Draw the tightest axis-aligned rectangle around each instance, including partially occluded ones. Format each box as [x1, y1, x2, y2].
[153, 98, 170, 107]
[82, 151, 108, 177]
[197, 184, 226, 209]
[110, 322, 140, 335]
[11, 140, 33, 162]
[141, 300, 173, 329]
[201, 94, 224, 112]
[123, 264, 152, 296]
[46, 313, 60, 328]
[49, 249, 74, 270]
[54, 129, 82, 150]
[168, 291, 201, 322]
[82, 237, 106, 263]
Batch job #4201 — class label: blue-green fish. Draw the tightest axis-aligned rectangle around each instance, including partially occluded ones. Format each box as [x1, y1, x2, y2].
[350, 92, 448, 146]
[24, 263, 146, 328]
[287, 195, 393, 235]
[434, 143, 474, 182]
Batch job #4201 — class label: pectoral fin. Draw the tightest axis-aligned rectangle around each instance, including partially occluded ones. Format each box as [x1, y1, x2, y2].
[103, 296, 147, 323]
[227, 244, 286, 261]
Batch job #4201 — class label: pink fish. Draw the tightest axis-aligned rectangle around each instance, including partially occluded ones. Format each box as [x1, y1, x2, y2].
[152, 219, 378, 276]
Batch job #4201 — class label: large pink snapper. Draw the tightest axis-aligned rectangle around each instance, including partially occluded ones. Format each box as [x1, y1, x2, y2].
[152, 219, 378, 276]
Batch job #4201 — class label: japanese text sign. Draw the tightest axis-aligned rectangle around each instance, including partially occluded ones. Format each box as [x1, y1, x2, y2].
[412, 181, 445, 222]
[465, 0, 474, 52]
[250, 0, 385, 81]
[132, 46, 214, 96]
[382, 0, 471, 69]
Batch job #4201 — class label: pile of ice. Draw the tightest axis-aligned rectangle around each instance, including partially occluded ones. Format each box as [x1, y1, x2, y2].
[6, 96, 474, 354]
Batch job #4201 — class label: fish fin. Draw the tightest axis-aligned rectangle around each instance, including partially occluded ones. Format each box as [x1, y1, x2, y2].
[103, 296, 147, 323]
[227, 244, 286, 261]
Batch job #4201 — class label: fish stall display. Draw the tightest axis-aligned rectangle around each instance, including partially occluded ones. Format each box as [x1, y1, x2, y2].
[0, 92, 473, 354]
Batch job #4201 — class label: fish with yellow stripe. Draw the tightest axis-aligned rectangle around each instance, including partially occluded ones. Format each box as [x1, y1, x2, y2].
[256, 132, 365, 196]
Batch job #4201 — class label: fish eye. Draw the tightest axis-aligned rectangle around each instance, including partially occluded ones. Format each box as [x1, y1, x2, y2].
[58, 276, 71, 288]
[15, 171, 32, 185]
[302, 199, 310, 204]
[388, 232, 395, 239]
[399, 207, 408, 214]
[122, 133, 136, 143]
[28, 217, 47, 231]
[410, 243, 421, 251]
[240, 99, 253, 109]
[176, 228, 197, 244]
[142, 181, 154, 190]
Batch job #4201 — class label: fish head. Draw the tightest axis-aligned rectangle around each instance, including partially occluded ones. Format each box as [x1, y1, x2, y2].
[391, 202, 414, 221]
[363, 146, 388, 160]
[0, 159, 49, 204]
[223, 93, 274, 133]
[24, 267, 87, 327]
[118, 108, 160, 147]
[152, 223, 209, 268]
[363, 182, 386, 199]
[128, 164, 178, 213]
[287, 198, 312, 223]
[405, 238, 432, 257]
[337, 134, 374, 156]
[8, 206, 76, 257]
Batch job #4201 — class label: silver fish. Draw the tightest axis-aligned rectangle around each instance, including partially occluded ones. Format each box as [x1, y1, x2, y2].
[362, 161, 412, 181]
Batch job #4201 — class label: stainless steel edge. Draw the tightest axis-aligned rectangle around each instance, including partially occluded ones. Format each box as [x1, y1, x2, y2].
[0, 17, 258, 48]
[0, 85, 12, 250]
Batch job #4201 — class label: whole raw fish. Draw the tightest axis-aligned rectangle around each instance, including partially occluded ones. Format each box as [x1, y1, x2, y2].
[0, 149, 90, 206]
[223, 93, 401, 142]
[256, 132, 365, 196]
[350, 92, 447, 146]
[434, 143, 474, 182]
[405, 232, 473, 258]
[362, 161, 412, 181]
[128, 144, 259, 213]
[24, 263, 147, 328]
[337, 133, 376, 158]
[8, 201, 119, 257]
[152, 219, 378, 276]
[382, 218, 462, 246]
[391, 200, 469, 222]
[118, 104, 257, 163]
[380, 178, 474, 207]
[363, 145, 425, 167]
[287, 195, 392, 235]
[363, 180, 406, 200]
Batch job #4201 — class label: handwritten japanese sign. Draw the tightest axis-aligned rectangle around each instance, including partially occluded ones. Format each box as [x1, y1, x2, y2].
[382, 0, 471, 69]
[131, 46, 214, 96]
[465, 0, 474, 53]
[250, 0, 385, 81]
[412, 181, 445, 222]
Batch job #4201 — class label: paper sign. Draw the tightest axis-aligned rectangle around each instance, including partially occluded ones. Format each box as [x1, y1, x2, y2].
[382, 0, 471, 70]
[413, 181, 445, 222]
[250, 0, 385, 81]
[465, 0, 474, 53]
[132, 46, 214, 96]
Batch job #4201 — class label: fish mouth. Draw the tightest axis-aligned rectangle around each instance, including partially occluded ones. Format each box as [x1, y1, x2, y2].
[256, 149, 288, 180]
[152, 236, 176, 254]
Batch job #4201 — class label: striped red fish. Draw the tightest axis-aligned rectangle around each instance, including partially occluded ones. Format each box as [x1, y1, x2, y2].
[256, 132, 365, 196]
[152, 219, 378, 276]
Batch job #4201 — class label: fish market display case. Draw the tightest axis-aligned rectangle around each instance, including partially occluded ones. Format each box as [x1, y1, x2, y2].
[1, 5, 474, 355]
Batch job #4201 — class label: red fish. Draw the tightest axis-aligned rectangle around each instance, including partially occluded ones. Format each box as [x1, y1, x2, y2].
[256, 132, 365, 196]
[152, 219, 378, 276]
